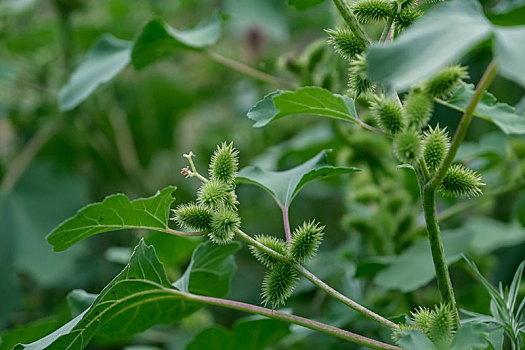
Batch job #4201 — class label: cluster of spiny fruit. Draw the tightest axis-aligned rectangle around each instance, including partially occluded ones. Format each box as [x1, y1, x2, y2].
[171, 143, 326, 308]
[326, 3, 483, 199]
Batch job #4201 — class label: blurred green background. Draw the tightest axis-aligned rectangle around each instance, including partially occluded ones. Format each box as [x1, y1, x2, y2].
[1, 0, 524, 348]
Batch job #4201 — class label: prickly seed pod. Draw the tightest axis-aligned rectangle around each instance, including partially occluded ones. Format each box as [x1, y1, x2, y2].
[197, 179, 237, 209]
[393, 130, 422, 164]
[209, 142, 239, 183]
[209, 207, 241, 245]
[172, 203, 213, 231]
[249, 235, 287, 268]
[428, 303, 455, 348]
[424, 65, 469, 98]
[353, 0, 392, 23]
[423, 125, 450, 172]
[394, 8, 422, 32]
[325, 28, 365, 60]
[439, 164, 484, 198]
[403, 88, 433, 130]
[289, 221, 324, 263]
[262, 262, 299, 309]
[411, 306, 432, 334]
[370, 97, 404, 134]
[348, 54, 374, 97]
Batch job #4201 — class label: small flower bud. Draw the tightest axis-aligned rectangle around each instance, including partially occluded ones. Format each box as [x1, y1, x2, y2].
[288, 221, 324, 263]
[262, 262, 298, 309]
[423, 125, 450, 172]
[371, 97, 404, 134]
[424, 65, 469, 99]
[439, 164, 484, 198]
[209, 207, 241, 245]
[403, 88, 433, 130]
[393, 130, 422, 164]
[353, 0, 393, 23]
[249, 235, 287, 268]
[171, 203, 213, 231]
[326, 28, 366, 60]
[209, 142, 239, 184]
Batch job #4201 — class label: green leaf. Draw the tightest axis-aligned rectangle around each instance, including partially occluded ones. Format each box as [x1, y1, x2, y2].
[247, 87, 358, 128]
[46, 186, 176, 252]
[174, 240, 241, 297]
[131, 15, 222, 70]
[287, 0, 326, 11]
[494, 26, 525, 87]
[236, 150, 360, 208]
[58, 34, 132, 111]
[367, 0, 492, 91]
[66, 290, 97, 318]
[0, 318, 58, 350]
[437, 83, 525, 134]
[449, 324, 490, 350]
[187, 317, 290, 350]
[489, 0, 525, 25]
[17, 239, 239, 349]
[396, 329, 436, 350]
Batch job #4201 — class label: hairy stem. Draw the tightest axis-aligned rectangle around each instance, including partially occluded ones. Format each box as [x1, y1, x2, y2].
[235, 229, 398, 329]
[332, 0, 371, 45]
[421, 187, 460, 325]
[380, 16, 395, 42]
[204, 50, 296, 89]
[171, 289, 401, 349]
[426, 60, 498, 190]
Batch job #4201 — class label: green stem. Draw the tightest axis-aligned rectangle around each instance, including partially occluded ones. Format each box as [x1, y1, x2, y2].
[235, 229, 398, 329]
[380, 16, 395, 42]
[332, 0, 372, 45]
[204, 50, 296, 89]
[421, 187, 460, 325]
[171, 289, 401, 349]
[426, 60, 498, 190]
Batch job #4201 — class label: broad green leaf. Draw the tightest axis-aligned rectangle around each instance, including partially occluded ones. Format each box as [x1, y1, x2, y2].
[17, 240, 239, 349]
[449, 324, 488, 350]
[367, 0, 492, 91]
[46, 186, 176, 252]
[396, 329, 436, 350]
[174, 241, 240, 297]
[374, 218, 525, 292]
[437, 83, 525, 134]
[187, 317, 290, 350]
[236, 150, 360, 208]
[287, 0, 326, 11]
[58, 34, 132, 111]
[131, 15, 222, 70]
[489, 0, 525, 25]
[247, 87, 358, 128]
[0, 318, 58, 350]
[494, 26, 525, 87]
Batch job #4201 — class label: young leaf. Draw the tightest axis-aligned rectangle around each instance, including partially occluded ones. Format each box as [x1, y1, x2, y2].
[437, 83, 525, 135]
[246, 86, 358, 128]
[58, 34, 132, 111]
[132, 15, 223, 70]
[449, 324, 488, 350]
[367, 0, 492, 91]
[47, 186, 176, 252]
[396, 329, 437, 350]
[236, 150, 359, 208]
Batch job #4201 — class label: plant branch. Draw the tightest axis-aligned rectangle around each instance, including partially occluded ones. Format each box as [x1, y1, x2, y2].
[380, 16, 395, 42]
[426, 60, 498, 190]
[235, 229, 398, 329]
[421, 186, 460, 325]
[171, 289, 401, 349]
[204, 50, 296, 89]
[1, 116, 65, 194]
[332, 0, 371, 45]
